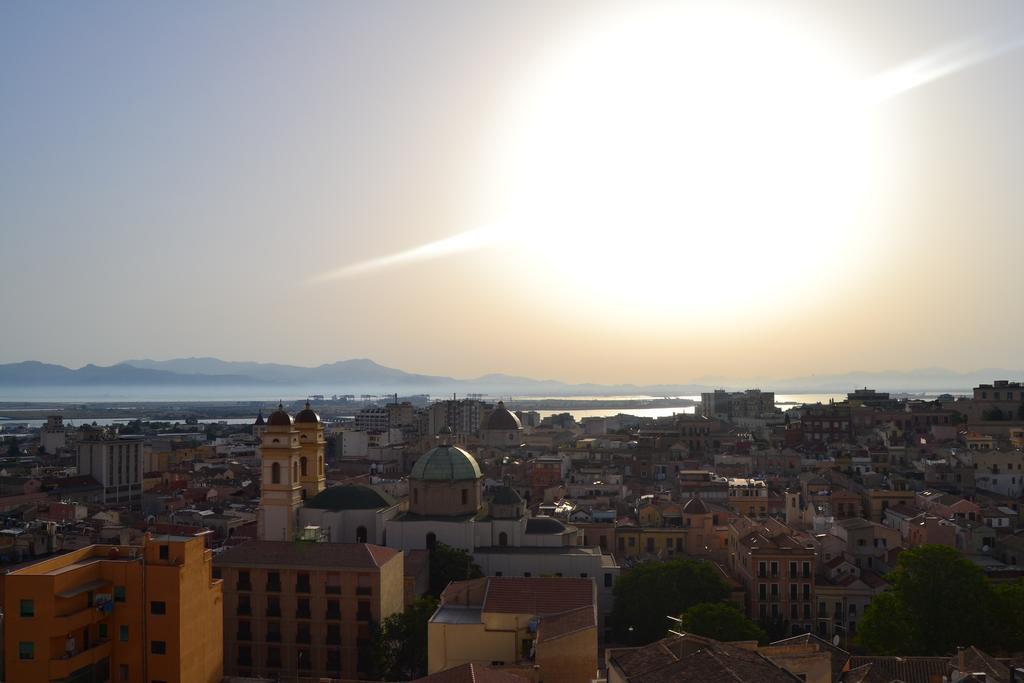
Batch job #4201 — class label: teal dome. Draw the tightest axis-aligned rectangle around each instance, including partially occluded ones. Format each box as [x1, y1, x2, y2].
[410, 445, 482, 481]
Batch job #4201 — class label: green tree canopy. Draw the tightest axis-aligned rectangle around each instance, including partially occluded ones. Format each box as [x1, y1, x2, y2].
[857, 545, 1002, 655]
[677, 602, 767, 643]
[369, 595, 438, 680]
[612, 558, 730, 645]
[428, 542, 483, 596]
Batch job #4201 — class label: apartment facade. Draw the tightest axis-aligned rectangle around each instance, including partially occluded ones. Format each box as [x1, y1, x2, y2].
[76, 431, 143, 506]
[215, 540, 404, 680]
[0, 533, 223, 683]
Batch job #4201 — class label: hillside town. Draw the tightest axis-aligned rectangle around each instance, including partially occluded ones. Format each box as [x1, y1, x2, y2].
[0, 382, 1022, 682]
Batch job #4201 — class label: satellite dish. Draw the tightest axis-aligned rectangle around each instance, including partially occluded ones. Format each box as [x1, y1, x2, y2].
[832, 635, 841, 646]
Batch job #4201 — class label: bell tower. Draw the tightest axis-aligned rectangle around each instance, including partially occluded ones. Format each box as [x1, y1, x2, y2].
[294, 400, 327, 500]
[258, 403, 303, 541]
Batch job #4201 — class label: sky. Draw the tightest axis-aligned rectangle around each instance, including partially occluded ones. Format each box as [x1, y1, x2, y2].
[1, 1, 1023, 385]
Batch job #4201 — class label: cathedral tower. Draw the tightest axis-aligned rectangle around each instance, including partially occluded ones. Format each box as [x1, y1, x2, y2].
[257, 403, 303, 541]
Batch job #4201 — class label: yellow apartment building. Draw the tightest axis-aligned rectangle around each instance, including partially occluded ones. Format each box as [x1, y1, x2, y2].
[0, 532, 223, 683]
[215, 540, 403, 680]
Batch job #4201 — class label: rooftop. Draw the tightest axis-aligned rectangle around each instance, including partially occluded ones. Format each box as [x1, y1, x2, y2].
[214, 540, 398, 570]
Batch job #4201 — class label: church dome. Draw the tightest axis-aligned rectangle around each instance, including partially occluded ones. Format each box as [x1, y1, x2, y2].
[682, 497, 709, 515]
[267, 403, 293, 427]
[294, 401, 320, 424]
[486, 401, 522, 430]
[410, 445, 482, 481]
[306, 484, 396, 511]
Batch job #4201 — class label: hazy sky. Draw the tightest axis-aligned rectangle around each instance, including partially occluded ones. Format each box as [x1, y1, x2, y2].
[2, 1, 1023, 384]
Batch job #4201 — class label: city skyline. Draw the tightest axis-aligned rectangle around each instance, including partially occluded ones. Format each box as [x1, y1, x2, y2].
[3, 1, 1024, 384]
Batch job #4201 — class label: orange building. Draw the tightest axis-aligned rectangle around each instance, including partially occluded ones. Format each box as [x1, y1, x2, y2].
[0, 532, 223, 683]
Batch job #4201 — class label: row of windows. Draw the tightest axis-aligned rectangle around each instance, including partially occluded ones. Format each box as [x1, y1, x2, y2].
[18, 625, 132, 660]
[269, 456, 325, 484]
[231, 570, 373, 595]
[237, 598, 372, 621]
[19, 584, 128, 618]
[757, 561, 812, 578]
[236, 643, 368, 672]
[237, 621, 345, 644]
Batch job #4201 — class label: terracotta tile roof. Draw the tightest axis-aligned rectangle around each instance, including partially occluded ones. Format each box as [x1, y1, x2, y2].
[610, 634, 801, 683]
[481, 577, 594, 615]
[947, 646, 1009, 682]
[411, 662, 528, 683]
[850, 655, 949, 683]
[536, 605, 596, 643]
[771, 633, 850, 682]
[214, 540, 399, 570]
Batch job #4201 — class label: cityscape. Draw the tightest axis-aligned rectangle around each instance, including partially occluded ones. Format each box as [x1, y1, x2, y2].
[3, 2, 1024, 683]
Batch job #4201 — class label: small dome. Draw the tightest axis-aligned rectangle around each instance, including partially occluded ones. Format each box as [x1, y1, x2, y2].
[682, 497, 709, 515]
[295, 401, 320, 424]
[253, 410, 265, 426]
[490, 485, 523, 506]
[410, 445, 482, 481]
[486, 401, 522, 431]
[267, 403, 293, 427]
[525, 516, 567, 534]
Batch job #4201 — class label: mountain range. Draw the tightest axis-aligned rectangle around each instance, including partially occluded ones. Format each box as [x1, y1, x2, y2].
[0, 357, 1019, 397]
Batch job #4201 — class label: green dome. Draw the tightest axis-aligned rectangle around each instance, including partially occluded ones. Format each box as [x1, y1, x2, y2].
[410, 445, 481, 481]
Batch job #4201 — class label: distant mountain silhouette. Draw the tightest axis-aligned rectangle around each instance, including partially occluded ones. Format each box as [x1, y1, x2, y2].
[0, 357, 1018, 396]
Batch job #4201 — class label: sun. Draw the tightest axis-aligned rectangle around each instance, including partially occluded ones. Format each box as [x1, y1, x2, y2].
[490, 6, 882, 318]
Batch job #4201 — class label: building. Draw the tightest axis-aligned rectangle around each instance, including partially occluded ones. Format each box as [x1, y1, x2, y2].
[728, 517, 818, 634]
[701, 389, 777, 419]
[799, 403, 853, 444]
[300, 483, 402, 544]
[0, 533, 223, 683]
[215, 540, 403, 680]
[972, 380, 1024, 420]
[428, 576, 598, 683]
[427, 399, 485, 436]
[258, 402, 326, 541]
[76, 428, 143, 506]
[40, 416, 67, 455]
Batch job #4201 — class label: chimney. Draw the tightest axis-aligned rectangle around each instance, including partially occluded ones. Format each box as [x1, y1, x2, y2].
[957, 646, 966, 675]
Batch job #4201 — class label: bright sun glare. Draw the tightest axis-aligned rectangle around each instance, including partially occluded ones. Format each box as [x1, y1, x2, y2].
[492, 6, 881, 316]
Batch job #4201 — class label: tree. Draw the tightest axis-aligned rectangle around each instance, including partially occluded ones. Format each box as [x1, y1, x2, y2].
[368, 596, 438, 680]
[857, 545, 1000, 655]
[993, 580, 1024, 654]
[677, 602, 767, 643]
[428, 542, 483, 596]
[612, 558, 730, 645]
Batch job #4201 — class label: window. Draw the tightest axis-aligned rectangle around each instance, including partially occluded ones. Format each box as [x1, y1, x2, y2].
[151, 640, 166, 655]
[461, 488, 468, 505]
[237, 570, 251, 591]
[789, 562, 797, 578]
[327, 623, 342, 645]
[237, 594, 251, 616]
[297, 623, 311, 643]
[326, 599, 341, 619]
[771, 561, 779, 577]
[297, 598, 311, 619]
[271, 462, 281, 484]
[150, 601, 166, 615]
[499, 531, 508, 547]
[802, 562, 811, 578]
[267, 596, 281, 617]
[119, 625, 129, 642]
[357, 601, 372, 621]
[758, 561, 767, 578]
[114, 585, 126, 602]
[237, 620, 252, 641]
[297, 648, 311, 670]
[326, 574, 341, 595]
[237, 645, 252, 666]
[296, 573, 311, 593]
[19, 599, 34, 617]
[759, 584, 767, 600]
[119, 664, 129, 681]
[356, 526, 368, 543]
[524, 572, 531, 577]
[300, 456, 307, 476]
[19, 641, 34, 660]
[159, 545, 169, 560]
[266, 621, 281, 642]
[99, 623, 108, 639]
[267, 572, 281, 592]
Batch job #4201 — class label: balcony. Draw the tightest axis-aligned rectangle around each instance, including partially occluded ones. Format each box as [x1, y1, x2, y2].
[326, 607, 342, 620]
[266, 606, 281, 618]
[54, 604, 108, 633]
[266, 581, 282, 593]
[49, 639, 112, 680]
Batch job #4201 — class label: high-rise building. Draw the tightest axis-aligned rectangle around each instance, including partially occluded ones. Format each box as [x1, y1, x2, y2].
[76, 428, 143, 506]
[0, 533, 223, 683]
